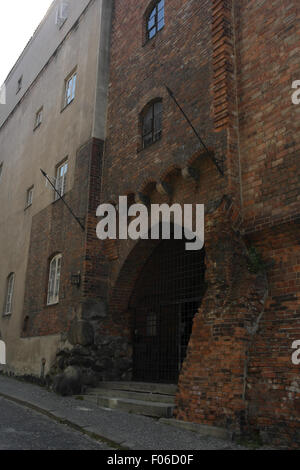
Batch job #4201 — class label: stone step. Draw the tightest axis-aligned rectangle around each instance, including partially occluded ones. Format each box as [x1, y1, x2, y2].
[86, 387, 176, 404]
[82, 394, 175, 418]
[90, 381, 178, 396]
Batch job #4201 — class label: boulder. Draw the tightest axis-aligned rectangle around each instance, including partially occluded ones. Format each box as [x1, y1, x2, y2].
[52, 366, 82, 396]
[68, 319, 94, 347]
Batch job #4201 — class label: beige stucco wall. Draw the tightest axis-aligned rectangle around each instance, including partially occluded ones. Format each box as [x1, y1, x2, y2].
[0, 0, 92, 127]
[0, 0, 111, 376]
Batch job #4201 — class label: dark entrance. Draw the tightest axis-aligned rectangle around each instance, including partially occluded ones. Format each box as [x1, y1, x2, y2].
[131, 236, 206, 383]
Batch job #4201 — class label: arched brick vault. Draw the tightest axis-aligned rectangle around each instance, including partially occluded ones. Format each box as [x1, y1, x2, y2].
[100, 186, 268, 434]
[102, 159, 218, 336]
[103, 237, 161, 338]
[105, 148, 222, 212]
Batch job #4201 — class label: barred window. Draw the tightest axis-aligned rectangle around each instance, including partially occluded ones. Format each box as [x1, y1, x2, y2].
[47, 255, 62, 306]
[4, 273, 15, 316]
[147, 0, 165, 40]
[142, 100, 162, 148]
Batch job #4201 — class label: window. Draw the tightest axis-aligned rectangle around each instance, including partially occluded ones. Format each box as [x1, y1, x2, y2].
[47, 255, 62, 305]
[16, 76, 23, 94]
[142, 100, 162, 148]
[26, 186, 34, 208]
[147, 0, 165, 40]
[63, 71, 77, 108]
[4, 273, 15, 316]
[0, 163, 3, 182]
[34, 107, 43, 129]
[55, 1, 69, 29]
[55, 160, 68, 200]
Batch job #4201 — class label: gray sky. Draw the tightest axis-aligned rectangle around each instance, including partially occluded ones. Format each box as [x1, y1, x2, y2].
[0, 0, 54, 85]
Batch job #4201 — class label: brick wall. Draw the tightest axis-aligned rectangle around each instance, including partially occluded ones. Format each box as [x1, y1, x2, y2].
[102, 0, 227, 203]
[236, 0, 300, 230]
[235, 0, 300, 446]
[99, 0, 299, 447]
[245, 223, 300, 447]
[22, 138, 104, 338]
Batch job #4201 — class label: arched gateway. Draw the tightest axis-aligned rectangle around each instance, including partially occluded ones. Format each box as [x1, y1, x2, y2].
[129, 236, 206, 384]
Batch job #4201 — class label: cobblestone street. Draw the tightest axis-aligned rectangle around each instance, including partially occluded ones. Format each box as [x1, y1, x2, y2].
[0, 396, 112, 450]
[0, 376, 246, 450]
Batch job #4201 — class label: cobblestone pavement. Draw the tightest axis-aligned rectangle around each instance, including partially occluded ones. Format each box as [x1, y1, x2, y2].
[0, 375, 247, 450]
[0, 396, 112, 450]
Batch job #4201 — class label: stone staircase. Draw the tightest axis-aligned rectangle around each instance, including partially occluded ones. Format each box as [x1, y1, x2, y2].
[79, 381, 177, 418]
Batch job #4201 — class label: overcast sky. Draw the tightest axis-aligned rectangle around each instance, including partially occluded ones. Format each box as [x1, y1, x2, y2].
[0, 0, 54, 85]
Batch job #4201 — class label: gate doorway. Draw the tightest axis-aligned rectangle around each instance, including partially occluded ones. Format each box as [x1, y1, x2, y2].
[130, 236, 206, 383]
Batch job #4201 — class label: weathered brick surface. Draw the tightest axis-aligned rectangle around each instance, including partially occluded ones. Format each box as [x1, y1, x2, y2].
[98, 0, 299, 447]
[102, 0, 227, 203]
[174, 199, 268, 433]
[245, 224, 300, 448]
[236, 0, 300, 230]
[235, 0, 300, 446]
[22, 138, 104, 337]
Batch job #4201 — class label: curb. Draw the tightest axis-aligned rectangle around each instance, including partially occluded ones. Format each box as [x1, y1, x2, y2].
[159, 418, 233, 442]
[0, 391, 130, 450]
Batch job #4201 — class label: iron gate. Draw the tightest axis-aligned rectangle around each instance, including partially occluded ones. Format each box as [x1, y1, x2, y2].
[131, 237, 206, 383]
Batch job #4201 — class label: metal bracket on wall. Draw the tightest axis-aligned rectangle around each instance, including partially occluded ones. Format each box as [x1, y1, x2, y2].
[165, 85, 225, 176]
[40, 169, 85, 231]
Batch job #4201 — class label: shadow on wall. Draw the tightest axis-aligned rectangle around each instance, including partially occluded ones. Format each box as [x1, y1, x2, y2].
[0, 340, 6, 365]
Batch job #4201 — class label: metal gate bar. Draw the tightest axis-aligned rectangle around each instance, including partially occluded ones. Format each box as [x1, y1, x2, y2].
[132, 237, 206, 383]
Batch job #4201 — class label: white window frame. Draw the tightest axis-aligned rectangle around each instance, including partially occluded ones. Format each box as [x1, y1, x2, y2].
[55, 1, 69, 29]
[4, 273, 15, 316]
[26, 186, 34, 208]
[55, 160, 68, 201]
[64, 71, 77, 108]
[47, 254, 62, 306]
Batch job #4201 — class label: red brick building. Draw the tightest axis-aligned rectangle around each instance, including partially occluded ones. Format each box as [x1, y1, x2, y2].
[4, 0, 299, 448]
[96, 0, 299, 447]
